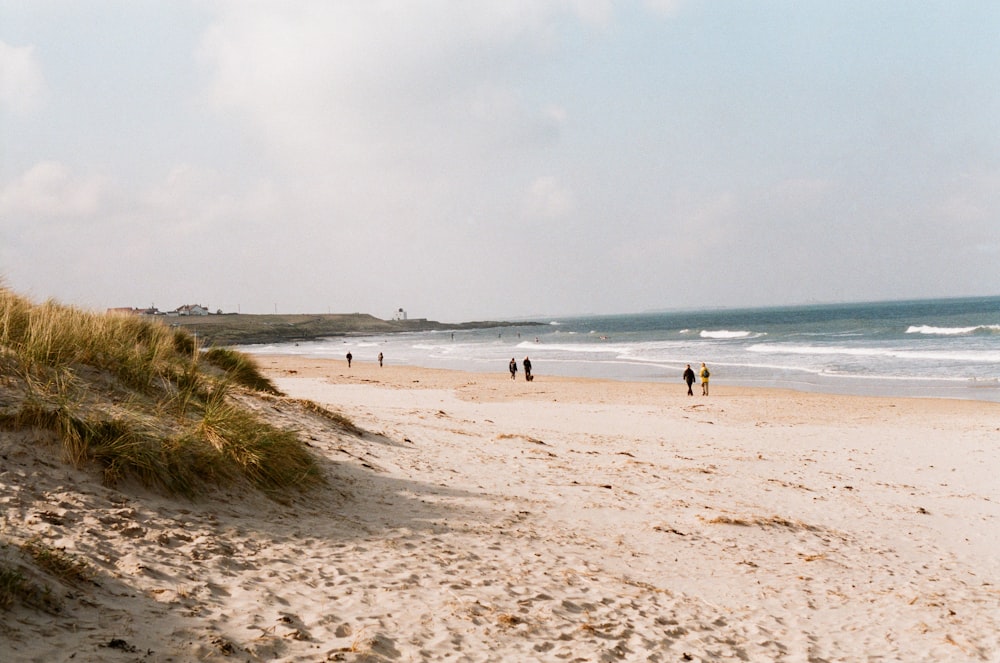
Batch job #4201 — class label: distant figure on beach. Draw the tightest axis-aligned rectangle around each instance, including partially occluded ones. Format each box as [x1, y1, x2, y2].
[700, 363, 710, 396]
[509, 358, 518, 380]
[346, 352, 353, 368]
[683, 364, 696, 396]
[378, 352, 383, 367]
[523, 356, 533, 382]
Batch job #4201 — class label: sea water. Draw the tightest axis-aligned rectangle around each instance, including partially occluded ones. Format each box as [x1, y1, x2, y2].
[239, 296, 1000, 402]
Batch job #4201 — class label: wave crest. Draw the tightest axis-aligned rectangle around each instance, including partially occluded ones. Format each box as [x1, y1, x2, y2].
[700, 330, 758, 339]
[906, 324, 1000, 336]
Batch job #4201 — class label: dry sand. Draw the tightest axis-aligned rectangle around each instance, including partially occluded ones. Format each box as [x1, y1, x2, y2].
[2, 356, 999, 662]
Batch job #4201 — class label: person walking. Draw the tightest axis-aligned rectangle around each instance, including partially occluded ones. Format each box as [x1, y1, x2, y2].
[699, 363, 710, 396]
[523, 356, 532, 381]
[378, 352, 383, 367]
[346, 351, 352, 368]
[509, 358, 518, 380]
[682, 364, 696, 396]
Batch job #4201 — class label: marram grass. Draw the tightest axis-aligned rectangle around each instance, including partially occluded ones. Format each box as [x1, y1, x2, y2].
[0, 551, 60, 614]
[203, 346, 281, 394]
[21, 536, 92, 586]
[0, 287, 324, 496]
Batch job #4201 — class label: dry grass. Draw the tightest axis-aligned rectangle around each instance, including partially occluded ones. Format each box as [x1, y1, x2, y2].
[0, 564, 28, 610]
[21, 537, 92, 585]
[287, 397, 363, 436]
[0, 551, 60, 614]
[0, 287, 324, 496]
[496, 433, 547, 445]
[496, 613, 525, 628]
[203, 346, 282, 395]
[702, 514, 819, 532]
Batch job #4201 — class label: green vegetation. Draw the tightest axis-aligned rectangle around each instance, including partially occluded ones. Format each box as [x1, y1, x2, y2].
[0, 287, 323, 497]
[203, 346, 281, 394]
[0, 557, 59, 613]
[285, 397, 365, 436]
[0, 564, 28, 610]
[21, 536, 92, 586]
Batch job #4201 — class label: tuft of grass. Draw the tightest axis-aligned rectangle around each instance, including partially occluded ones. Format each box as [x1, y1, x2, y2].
[22, 537, 92, 585]
[0, 561, 60, 613]
[496, 613, 525, 628]
[702, 514, 819, 532]
[203, 347, 282, 395]
[0, 565, 28, 610]
[288, 398, 364, 436]
[196, 389, 323, 492]
[0, 287, 324, 497]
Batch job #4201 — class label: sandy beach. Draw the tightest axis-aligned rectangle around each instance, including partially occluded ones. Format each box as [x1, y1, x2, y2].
[3, 356, 999, 661]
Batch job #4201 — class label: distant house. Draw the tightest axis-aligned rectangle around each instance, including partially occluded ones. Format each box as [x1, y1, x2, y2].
[175, 304, 209, 316]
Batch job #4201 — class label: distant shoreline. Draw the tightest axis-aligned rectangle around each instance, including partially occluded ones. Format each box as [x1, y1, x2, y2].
[162, 312, 540, 346]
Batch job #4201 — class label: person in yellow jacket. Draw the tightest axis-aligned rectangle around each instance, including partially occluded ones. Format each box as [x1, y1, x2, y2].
[699, 363, 710, 396]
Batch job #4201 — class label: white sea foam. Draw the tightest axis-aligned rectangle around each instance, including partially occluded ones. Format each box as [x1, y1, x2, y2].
[701, 330, 757, 339]
[906, 324, 1000, 335]
[747, 343, 1000, 363]
[907, 325, 978, 335]
[517, 341, 618, 354]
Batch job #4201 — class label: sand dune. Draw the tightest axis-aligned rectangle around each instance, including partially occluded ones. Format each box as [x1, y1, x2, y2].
[2, 356, 998, 661]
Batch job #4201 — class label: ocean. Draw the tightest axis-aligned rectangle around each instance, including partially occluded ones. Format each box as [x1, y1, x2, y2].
[239, 296, 1000, 402]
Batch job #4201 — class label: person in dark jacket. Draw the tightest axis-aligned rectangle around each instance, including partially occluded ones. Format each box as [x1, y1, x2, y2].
[523, 357, 533, 381]
[682, 364, 696, 396]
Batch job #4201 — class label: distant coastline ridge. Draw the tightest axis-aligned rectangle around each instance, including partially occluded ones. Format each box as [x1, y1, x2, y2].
[166, 312, 541, 346]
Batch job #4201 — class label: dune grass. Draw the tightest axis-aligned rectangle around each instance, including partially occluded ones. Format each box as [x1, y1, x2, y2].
[203, 346, 282, 394]
[0, 287, 324, 496]
[21, 537, 92, 586]
[0, 557, 59, 613]
[0, 565, 27, 610]
[285, 397, 366, 436]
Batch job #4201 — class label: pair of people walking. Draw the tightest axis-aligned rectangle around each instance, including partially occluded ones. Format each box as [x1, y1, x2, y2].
[683, 363, 710, 396]
[509, 357, 533, 381]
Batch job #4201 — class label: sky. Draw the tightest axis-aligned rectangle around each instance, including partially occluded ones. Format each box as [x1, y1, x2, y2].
[2, 1, 999, 322]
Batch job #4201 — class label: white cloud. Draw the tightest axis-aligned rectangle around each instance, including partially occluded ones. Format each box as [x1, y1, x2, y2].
[643, 0, 685, 17]
[195, 1, 600, 171]
[525, 176, 576, 219]
[0, 40, 46, 115]
[0, 162, 107, 219]
[765, 177, 836, 210]
[935, 170, 1000, 225]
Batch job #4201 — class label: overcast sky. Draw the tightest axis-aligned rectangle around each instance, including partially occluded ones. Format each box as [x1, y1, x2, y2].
[2, 1, 998, 321]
